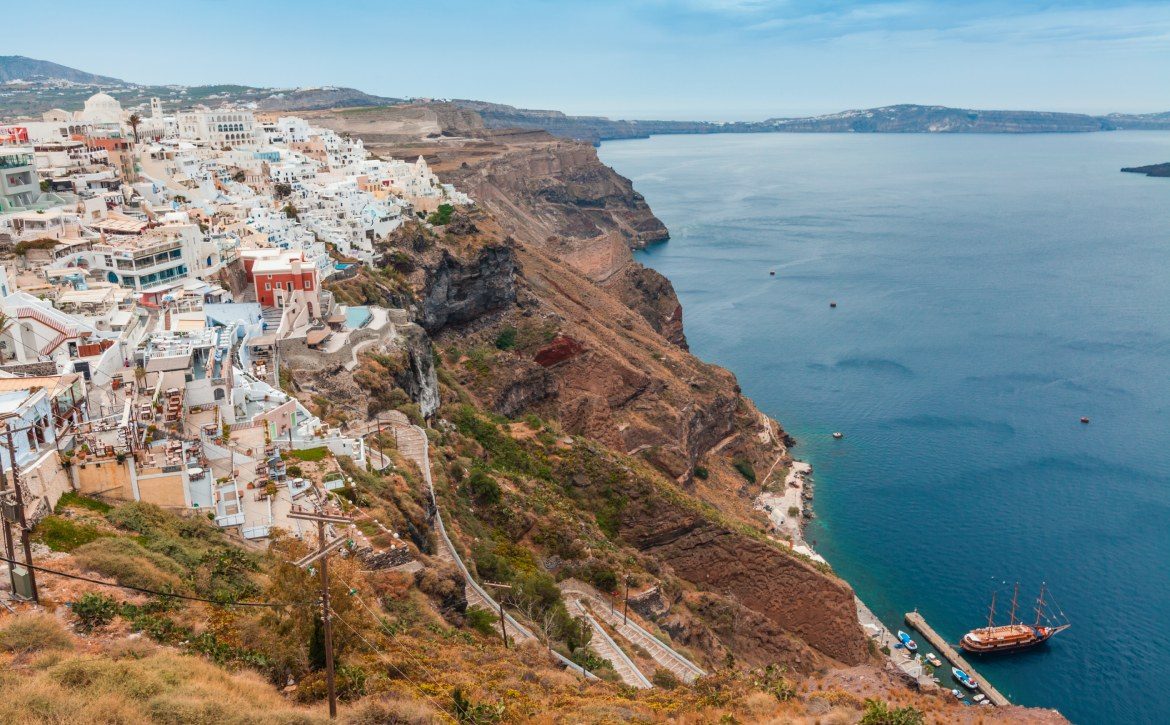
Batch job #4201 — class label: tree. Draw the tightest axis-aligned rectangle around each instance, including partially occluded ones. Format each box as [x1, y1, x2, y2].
[274, 182, 292, 199]
[128, 113, 142, 143]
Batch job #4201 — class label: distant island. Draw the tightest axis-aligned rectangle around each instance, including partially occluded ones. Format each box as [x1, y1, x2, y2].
[3, 54, 1170, 144]
[1121, 162, 1170, 178]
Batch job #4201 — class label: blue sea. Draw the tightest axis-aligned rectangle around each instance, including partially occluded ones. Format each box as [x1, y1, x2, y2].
[599, 132, 1170, 724]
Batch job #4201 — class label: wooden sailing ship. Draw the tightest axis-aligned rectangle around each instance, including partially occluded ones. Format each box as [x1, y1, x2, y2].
[960, 582, 1070, 654]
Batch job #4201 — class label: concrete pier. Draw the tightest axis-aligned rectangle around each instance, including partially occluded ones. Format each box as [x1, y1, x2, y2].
[905, 611, 1011, 707]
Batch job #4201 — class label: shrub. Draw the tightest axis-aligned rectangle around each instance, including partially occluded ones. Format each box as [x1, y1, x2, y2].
[585, 566, 618, 593]
[33, 516, 109, 552]
[787, 505, 799, 517]
[732, 457, 756, 484]
[55, 491, 112, 513]
[693, 465, 709, 480]
[451, 686, 503, 724]
[859, 699, 925, 725]
[427, 203, 455, 226]
[465, 607, 498, 637]
[467, 470, 501, 506]
[72, 592, 119, 631]
[494, 326, 517, 350]
[0, 612, 73, 652]
[651, 668, 680, 690]
[72, 537, 184, 591]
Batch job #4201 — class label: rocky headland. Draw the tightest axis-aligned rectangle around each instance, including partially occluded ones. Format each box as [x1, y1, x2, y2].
[1121, 162, 1170, 177]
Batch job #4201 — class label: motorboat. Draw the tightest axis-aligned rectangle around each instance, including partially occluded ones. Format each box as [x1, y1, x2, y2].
[897, 630, 918, 652]
[925, 653, 943, 667]
[952, 667, 979, 690]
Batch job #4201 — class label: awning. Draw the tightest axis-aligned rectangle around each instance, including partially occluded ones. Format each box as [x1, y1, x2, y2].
[306, 329, 330, 346]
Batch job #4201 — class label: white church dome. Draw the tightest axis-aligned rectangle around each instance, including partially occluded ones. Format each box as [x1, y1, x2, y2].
[82, 92, 124, 125]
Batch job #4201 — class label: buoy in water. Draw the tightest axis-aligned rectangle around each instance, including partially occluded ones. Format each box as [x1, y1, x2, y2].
[1080, 417, 1090, 424]
[832, 432, 844, 439]
[770, 270, 776, 276]
[830, 301, 837, 308]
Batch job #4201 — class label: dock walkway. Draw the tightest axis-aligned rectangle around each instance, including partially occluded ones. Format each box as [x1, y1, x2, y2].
[905, 611, 1010, 707]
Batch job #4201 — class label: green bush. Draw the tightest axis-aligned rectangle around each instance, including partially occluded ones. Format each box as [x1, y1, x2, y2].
[427, 203, 455, 226]
[451, 686, 503, 724]
[585, 566, 618, 593]
[651, 668, 680, 690]
[859, 699, 925, 725]
[693, 466, 709, 480]
[0, 612, 74, 652]
[72, 592, 119, 631]
[494, 326, 517, 350]
[467, 470, 501, 505]
[32, 516, 109, 552]
[465, 607, 498, 637]
[55, 491, 112, 513]
[732, 457, 756, 484]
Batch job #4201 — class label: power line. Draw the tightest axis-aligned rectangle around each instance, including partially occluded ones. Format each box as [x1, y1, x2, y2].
[0, 552, 310, 608]
[328, 606, 454, 723]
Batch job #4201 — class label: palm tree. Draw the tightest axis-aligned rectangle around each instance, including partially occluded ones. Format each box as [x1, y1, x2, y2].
[128, 113, 142, 143]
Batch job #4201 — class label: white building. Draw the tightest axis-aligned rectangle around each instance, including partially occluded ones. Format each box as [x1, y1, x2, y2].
[177, 109, 257, 147]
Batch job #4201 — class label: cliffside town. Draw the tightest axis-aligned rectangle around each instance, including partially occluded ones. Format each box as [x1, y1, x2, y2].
[0, 90, 1069, 723]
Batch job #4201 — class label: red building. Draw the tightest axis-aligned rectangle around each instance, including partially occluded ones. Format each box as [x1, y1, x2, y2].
[244, 251, 320, 315]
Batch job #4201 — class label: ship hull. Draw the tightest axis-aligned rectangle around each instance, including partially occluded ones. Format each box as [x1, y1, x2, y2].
[960, 628, 1054, 654]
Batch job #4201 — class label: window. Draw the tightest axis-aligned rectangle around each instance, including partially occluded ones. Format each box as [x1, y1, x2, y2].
[264, 283, 271, 290]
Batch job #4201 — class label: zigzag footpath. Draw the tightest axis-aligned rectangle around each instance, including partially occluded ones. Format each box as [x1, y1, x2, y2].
[391, 419, 599, 681]
[561, 581, 706, 684]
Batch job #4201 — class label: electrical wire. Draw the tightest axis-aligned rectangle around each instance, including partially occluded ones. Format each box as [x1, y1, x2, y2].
[328, 606, 455, 722]
[0, 552, 310, 608]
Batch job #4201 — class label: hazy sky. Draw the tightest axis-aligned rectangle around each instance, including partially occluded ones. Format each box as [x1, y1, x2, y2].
[8, 1, 1170, 119]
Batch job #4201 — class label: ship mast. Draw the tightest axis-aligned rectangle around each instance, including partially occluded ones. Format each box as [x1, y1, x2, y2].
[1034, 582, 1047, 627]
[1008, 582, 1020, 626]
[985, 590, 997, 632]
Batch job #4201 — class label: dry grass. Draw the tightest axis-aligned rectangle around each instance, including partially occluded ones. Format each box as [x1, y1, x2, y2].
[0, 612, 73, 654]
[71, 536, 185, 591]
[0, 646, 332, 724]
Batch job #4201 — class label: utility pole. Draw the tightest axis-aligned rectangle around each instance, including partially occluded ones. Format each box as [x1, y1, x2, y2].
[288, 503, 354, 720]
[0, 443, 17, 594]
[482, 582, 512, 648]
[623, 575, 631, 626]
[0, 422, 37, 603]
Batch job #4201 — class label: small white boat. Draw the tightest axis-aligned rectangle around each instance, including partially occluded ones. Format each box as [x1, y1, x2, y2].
[952, 688, 964, 700]
[832, 431, 844, 439]
[952, 667, 979, 690]
[897, 630, 918, 652]
[925, 653, 943, 667]
[973, 694, 986, 703]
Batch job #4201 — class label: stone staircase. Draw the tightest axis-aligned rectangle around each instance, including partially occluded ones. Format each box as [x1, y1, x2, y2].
[562, 583, 706, 684]
[569, 598, 652, 688]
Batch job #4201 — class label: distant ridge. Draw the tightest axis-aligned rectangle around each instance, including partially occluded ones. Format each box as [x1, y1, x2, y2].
[2, 56, 1168, 141]
[452, 101, 1170, 143]
[0, 55, 124, 85]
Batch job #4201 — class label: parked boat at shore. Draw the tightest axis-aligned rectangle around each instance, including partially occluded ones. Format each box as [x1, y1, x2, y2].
[897, 630, 918, 652]
[925, 653, 942, 667]
[953, 667, 979, 690]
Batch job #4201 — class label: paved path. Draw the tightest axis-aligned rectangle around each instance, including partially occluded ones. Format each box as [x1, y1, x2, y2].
[389, 421, 600, 679]
[568, 598, 652, 688]
[561, 583, 706, 684]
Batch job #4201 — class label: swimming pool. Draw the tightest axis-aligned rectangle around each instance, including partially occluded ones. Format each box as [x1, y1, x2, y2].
[344, 305, 371, 329]
[334, 262, 353, 271]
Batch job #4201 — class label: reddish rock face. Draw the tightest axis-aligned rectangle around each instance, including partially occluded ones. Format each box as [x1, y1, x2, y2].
[534, 335, 585, 367]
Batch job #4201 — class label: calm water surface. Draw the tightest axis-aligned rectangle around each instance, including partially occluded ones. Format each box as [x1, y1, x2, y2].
[600, 132, 1170, 724]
